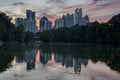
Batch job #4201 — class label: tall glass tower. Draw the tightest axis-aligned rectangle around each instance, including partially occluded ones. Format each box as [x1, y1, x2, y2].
[26, 10, 35, 20]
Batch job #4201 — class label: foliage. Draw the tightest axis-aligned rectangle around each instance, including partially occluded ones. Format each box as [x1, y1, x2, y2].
[39, 13, 120, 45]
[0, 11, 35, 42]
[40, 30, 54, 42]
[25, 31, 34, 42]
[0, 23, 5, 41]
[14, 24, 26, 42]
[0, 11, 15, 42]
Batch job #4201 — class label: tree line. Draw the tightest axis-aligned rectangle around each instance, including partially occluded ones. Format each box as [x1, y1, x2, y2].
[0, 11, 34, 42]
[40, 13, 120, 44]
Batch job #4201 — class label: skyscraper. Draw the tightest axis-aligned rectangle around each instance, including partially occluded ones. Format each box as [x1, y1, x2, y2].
[55, 18, 64, 29]
[74, 8, 89, 26]
[75, 8, 82, 25]
[24, 10, 38, 33]
[26, 10, 35, 20]
[15, 10, 38, 33]
[54, 8, 89, 28]
[40, 16, 52, 32]
[15, 18, 24, 27]
[61, 13, 74, 27]
[65, 13, 74, 27]
[84, 14, 89, 23]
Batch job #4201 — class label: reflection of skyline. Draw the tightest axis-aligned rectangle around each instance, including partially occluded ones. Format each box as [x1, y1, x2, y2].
[16, 48, 38, 71]
[40, 51, 52, 64]
[16, 49, 88, 73]
[54, 54, 88, 74]
[25, 49, 38, 71]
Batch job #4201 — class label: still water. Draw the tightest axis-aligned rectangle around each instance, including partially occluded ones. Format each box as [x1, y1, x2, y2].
[0, 43, 120, 80]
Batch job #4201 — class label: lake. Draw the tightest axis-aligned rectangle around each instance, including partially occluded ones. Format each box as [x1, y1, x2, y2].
[0, 43, 120, 80]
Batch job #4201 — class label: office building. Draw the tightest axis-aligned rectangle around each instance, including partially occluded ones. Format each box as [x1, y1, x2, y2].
[15, 10, 38, 33]
[55, 18, 64, 29]
[40, 16, 52, 32]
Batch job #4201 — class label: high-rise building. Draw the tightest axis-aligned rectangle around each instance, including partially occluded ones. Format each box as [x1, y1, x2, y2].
[15, 18, 24, 27]
[75, 8, 82, 25]
[84, 14, 89, 23]
[26, 10, 35, 20]
[74, 8, 89, 26]
[64, 13, 74, 27]
[40, 16, 52, 32]
[54, 8, 89, 28]
[55, 18, 64, 29]
[55, 13, 74, 28]
[15, 10, 38, 33]
[24, 19, 38, 33]
[25, 10, 38, 33]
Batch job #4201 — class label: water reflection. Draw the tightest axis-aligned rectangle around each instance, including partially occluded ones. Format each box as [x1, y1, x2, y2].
[15, 48, 88, 74]
[16, 48, 38, 71]
[54, 54, 88, 74]
[0, 43, 120, 76]
[40, 52, 52, 64]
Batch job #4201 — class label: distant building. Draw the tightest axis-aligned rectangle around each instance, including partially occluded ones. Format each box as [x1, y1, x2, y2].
[15, 18, 24, 27]
[75, 8, 82, 25]
[55, 18, 64, 29]
[26, 10, 35, 20]
[55, 13, 74, 28]
[15, 10, 38, 33]
[54, 8, 89, 28]
[64, 13, 74, 27]
[24, 19, 38, 33]
[74, 8, 89, 26]
[84, 14, 89, 24]
[40, 16, 52, 32]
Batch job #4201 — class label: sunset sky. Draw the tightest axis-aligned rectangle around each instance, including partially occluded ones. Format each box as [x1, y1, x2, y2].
[0, 0, 120, 26]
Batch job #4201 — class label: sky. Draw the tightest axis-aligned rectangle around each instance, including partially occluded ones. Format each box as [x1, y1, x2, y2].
[0, 0, 120, 26]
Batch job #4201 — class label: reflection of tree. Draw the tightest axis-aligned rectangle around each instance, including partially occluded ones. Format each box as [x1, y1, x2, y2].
[0, 44, 39, 72]
[40, 44, 120, 73]
[0, 53, 14, 72]
[0, 43, 119, 74]
[0, 44, 15, 73]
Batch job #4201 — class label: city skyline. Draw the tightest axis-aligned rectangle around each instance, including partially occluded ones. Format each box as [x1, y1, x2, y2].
[0, 0, 120, 27]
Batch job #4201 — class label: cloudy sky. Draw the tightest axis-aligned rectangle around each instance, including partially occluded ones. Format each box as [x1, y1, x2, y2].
[0, 0, 120, 26]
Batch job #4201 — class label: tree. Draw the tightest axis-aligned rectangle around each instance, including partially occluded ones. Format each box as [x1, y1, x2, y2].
[0, 23, 6, 41]
[14, 24, 26, 42]
[0, 11, 15, 42]
[40, 30, 54, 42]
[109, 13, 120, 32]
[25, 31, 34, 42]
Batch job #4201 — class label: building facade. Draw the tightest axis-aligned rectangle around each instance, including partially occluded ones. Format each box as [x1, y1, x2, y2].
[55, 18, 64, 29]
[74, 8, 89, 26]
[40, 16, 52, 32]
[15, 18, 24, 27]
[26, 10, 35, 20]
[15, 10, 38, 33]
[64, 13, 74, 27]
[54, 8, 89, 28]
